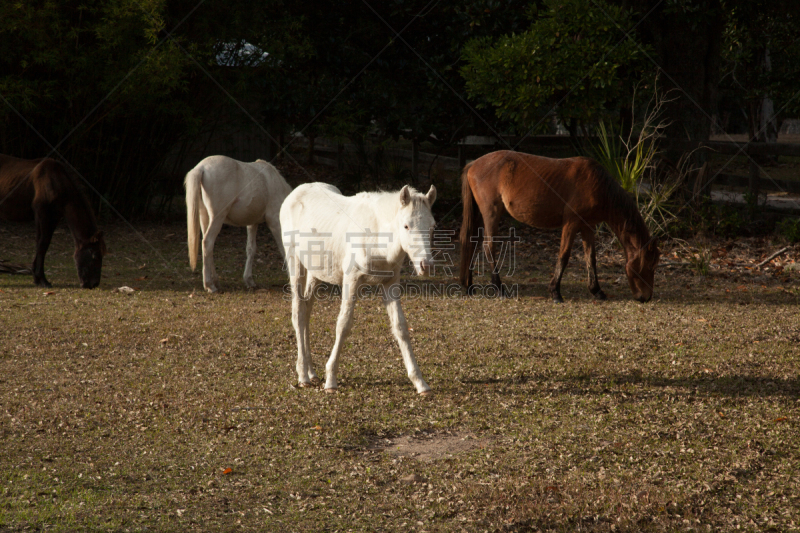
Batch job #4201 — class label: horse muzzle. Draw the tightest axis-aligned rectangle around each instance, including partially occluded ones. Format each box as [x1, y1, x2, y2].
[414, 258, 433, 276]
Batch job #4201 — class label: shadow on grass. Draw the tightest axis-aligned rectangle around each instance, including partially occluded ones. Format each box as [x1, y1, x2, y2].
[459, 371, 800, 398]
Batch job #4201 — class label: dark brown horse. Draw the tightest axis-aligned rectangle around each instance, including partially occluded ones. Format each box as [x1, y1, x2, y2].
[460, 151, 659, 303]
[0, 155, 106, 288]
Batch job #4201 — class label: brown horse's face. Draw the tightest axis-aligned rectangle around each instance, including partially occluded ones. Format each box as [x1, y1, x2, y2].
[74, 231, 106, 289]
[625, 241, 660, 303]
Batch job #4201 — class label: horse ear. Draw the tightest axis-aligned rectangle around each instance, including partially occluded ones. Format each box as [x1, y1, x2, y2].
[425, 185, 437, 206]
[399, 185, 411, 206]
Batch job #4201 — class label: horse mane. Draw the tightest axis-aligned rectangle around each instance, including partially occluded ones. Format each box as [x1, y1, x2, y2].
[35, 159, 99, 235]
[591, 162, 650, 248]
[356, 187, 429, 213]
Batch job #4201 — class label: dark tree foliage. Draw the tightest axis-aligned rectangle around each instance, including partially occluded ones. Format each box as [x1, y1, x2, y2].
[461, 0, 649, 138]
[2, 0, 799, 217]
[1, 0, 196, 215]
[0, 0, 294, 216]
[719, 0, 800, 139]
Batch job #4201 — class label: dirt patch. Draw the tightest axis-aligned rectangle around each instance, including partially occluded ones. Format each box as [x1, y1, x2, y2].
[370, 431, 491, 462]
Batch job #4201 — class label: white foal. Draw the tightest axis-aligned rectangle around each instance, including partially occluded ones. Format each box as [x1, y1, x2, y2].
[280, 183, 437, 395]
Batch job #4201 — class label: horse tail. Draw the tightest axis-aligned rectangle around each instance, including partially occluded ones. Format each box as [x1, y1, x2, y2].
[459, 161, 480, 288]
[184, 164, 203, 271]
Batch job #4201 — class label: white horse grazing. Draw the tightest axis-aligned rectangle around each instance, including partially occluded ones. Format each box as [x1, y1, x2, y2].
[280, 183, 437, 395]
[185, 155, 292, 293]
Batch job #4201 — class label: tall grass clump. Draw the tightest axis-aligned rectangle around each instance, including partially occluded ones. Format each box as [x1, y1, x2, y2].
[589, 89, 688, 238]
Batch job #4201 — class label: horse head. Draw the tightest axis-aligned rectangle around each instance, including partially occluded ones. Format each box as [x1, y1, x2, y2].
[625, 239, 659, 303]
[397, 185, 437, 276]
[74, 230, 106, 289]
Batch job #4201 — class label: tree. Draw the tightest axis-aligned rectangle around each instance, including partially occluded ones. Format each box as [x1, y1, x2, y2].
[0, 0, 294, 215]
[720, 1, 800, 143]
[0, 0, 200, 214]
[460, 0, 649, 138]
[623, 0, 725, 153]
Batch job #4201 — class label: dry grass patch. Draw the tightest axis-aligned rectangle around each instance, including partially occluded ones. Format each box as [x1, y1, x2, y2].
[1, 218, 799, 532]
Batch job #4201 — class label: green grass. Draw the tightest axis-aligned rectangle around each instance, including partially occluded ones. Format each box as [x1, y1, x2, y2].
[1, 220, 799, 532]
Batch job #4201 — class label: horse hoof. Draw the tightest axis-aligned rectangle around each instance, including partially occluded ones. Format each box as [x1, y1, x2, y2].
[324, 388, 338, 394]
[418, 390, 433, 397]
[594, 291, 607, 301]
[552, 297, 564, 304]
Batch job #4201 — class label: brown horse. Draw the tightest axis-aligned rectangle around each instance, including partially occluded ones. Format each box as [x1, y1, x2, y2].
[459, 151, 659, 303]
[0, 155, 106, 288]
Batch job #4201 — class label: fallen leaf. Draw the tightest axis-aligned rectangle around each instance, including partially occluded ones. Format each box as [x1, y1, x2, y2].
[138, 264, 147, 270]
[160, 338, 168, 345]
[43, 291, 55, 296]
[312, 425, 323, 431]
[773, 417, 788, 423]
[134, 276, 148, 281]
[222, 468, 232, 475]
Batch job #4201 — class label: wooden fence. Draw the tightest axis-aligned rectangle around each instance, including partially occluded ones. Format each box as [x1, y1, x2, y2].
[293, 136, 800, 200]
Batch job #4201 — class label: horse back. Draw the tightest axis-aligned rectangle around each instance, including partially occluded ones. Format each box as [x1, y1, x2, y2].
[468, 151, 607, 228]
[0, 155, 39, 221]
[0, 154, 80, 222]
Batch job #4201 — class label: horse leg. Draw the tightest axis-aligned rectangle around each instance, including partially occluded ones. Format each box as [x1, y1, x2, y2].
[479, 206, 504, 296]
[32, 209, 57, 288]
[243, 224, 258, 289]
[383, 288, 431, 395]
[201, 214, 226, 292]
[303, 279, 320, 385]
[580, 227, 606, 300]
[324, 279, 359, 392]
[291, 260, 315, 387]
[265, 214, 285, 259]
[549, 224, 577, 303]
[33, 205, 59, 287]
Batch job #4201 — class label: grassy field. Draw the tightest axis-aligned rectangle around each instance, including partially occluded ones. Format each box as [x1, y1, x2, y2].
[1, 213, 799, 532]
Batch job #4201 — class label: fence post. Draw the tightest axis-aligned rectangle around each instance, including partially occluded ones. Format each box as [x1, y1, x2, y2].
[748, 157, 761, 210]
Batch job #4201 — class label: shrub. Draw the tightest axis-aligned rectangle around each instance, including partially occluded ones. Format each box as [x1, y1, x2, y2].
[776, 217, 800, 243]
